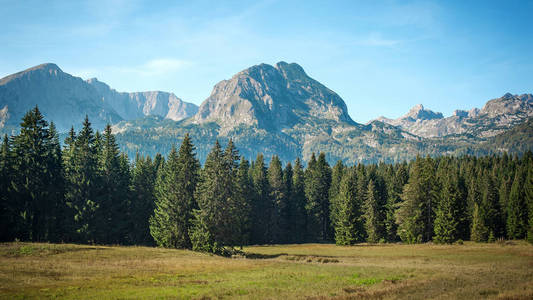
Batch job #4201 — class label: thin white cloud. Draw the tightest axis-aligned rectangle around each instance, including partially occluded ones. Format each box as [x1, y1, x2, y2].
[129, 58, 191, 76]
[356, 33, 401, 47]
[69, 58, 191, 81]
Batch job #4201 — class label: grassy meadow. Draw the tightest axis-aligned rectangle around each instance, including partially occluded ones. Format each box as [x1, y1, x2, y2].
[0, 241, 532, 299]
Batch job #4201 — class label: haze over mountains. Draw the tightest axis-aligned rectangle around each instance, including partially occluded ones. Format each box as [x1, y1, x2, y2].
[1, 62, 531, 164]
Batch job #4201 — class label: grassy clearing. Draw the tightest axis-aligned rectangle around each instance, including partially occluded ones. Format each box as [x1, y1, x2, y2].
[0, 241, 532, 299]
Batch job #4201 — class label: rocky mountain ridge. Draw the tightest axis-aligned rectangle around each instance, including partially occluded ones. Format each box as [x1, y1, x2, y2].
[374, 93, 533, 138]
[0, 63, 198, 133]
[1, 62, 531, 164]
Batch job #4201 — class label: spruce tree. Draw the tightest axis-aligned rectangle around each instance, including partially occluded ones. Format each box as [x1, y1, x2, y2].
[268, 155, 288, 243]
[0, 134, 17, 241]
[396, 156, 437, 243]
[67, 115, 100, 242]
[250, 154, 270, 244]
[507, 167, 527, 239]
[329, 160, 345, 240]
[234, 157, 253, 247]
[334, 168, 364, 245]
[384, 164, 408, 242]
[305, 152, 331, 241]
[190, 140, 243, 252]
[471, 203, 489, 242]
[96, 124, 130, 244]
[46, 122, 65, 242]
[130, 154, 157, 245]
[525, 157, 533, 244]
[364, 179, 381, 243]
[11, 106, 54, 241]
[434, 172, 460, 244]
[290, 157, 307, 243]
[150, 134, 199, 248]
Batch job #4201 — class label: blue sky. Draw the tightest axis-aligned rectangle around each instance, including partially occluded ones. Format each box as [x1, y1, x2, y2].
[1, 0, 532, 123]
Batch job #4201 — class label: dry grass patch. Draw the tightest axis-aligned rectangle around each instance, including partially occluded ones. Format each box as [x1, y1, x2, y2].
[0, 241, 531, 299]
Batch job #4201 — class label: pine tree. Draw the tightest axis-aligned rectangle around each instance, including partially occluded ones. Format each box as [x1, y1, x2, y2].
[66, 115, 100, 242]
[525, 156, 533, 244]
[0, 134, 17, 241]
[150, 134, 200, 248]
[190, 140, 243, 252]
[364, 179, 381, 243]
[434, 172, 460, 244]
[329, 160, 345, 240]
[10, 106, 54, 241]
[384, 164, 407, 242]
[96, 124, 130, 244]
[334, 168, 364, 245]
[46, 122, 65, 242]
[268, 155, 288, 243]
[305, 152, 331, 241]
[290, 157, 307, 243]
[130, 154, 157, 245]
[234, 157, 253, 247]
[507, 167, 527, 239]
[396, 156, 437, 243]
[250, 154, 270, 244]
[471, 203, 489, 242]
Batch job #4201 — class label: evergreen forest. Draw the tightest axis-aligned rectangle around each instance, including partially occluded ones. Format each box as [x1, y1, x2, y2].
[1, 107, 532, 254]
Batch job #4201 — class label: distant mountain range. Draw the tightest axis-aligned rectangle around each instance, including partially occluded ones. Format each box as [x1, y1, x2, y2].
[0, 63, 198, 133]
[375, 93, 532, 138]
[1, 62, 531, 164]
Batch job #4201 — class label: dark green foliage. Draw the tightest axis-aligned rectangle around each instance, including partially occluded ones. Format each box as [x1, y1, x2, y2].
[507, 167, 527, 239]
[66, 115, 100, 242]
[364, 180, 381, 243]
[289, 158, 307, 243]
[3, 108, 532, 247]
[250, 154, 270, 244]
[10, 107, 64, 241]
[396, 156, 437, 243]
[96, 125, 131, 244]
[0, 134, 16, 241]
[268, 155, 289, 243]
[305, 152, 331, 241]
[150, 134, 200, 248]
[234, 157, 253, 247]
[130, 154, 157, 245]
[190, 140, 244, 251]
[329, 161, 345, 240]
[334, 168, 364, 245]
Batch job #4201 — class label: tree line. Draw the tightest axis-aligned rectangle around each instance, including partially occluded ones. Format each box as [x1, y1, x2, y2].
[1, 107, 532, 252]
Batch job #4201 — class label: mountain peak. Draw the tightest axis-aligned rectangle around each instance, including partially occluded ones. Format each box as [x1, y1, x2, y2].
[194, 62, 353, 130]
[404, 104, 443, 121]
[502, 92, 514, 99]
[31, 63, 61, 72]
[1, 63, 63, 86]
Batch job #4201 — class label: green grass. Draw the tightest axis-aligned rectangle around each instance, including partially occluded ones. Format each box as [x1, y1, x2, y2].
[0, 241, 532, 299]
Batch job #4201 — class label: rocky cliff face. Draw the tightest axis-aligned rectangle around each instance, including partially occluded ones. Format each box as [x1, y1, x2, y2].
[0, 63, 198, 133]
[194, 62, 353, 131]
[0, 63, 122, 132]
[87, 78, 198, 121]
[375, 93, 533, 138]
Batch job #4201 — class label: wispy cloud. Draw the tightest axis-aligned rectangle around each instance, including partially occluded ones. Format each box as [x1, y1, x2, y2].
[70, 58, 191, 80]
[355, 33, 401, 47]
[122, 58, 191, 76]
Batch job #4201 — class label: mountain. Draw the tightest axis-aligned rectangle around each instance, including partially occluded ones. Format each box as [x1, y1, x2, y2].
[112, 62, 449, 164]
[87, 78, 198, 121]
[375, 93, 533, 138]
[193, 62, 353, 132]
[2, 62, 531, 164]
[0, 63, 122, 133]
[0, 63, 198, 133]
